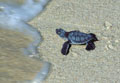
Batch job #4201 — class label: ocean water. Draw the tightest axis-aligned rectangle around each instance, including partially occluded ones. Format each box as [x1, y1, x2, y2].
[0, 0, 51, 83]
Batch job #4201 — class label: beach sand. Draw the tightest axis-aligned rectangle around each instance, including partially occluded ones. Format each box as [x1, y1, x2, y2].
[0, 0, 120, 83]
[30, 0, 120, 83]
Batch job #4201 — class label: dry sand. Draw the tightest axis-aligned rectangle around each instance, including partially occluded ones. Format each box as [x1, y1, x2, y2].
[30, 0, 120, 83]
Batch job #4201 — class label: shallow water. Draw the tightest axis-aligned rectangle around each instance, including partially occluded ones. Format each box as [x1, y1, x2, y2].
[0, 28, 41, 82]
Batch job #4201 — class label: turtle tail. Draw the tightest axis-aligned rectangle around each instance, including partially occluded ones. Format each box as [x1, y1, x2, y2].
[86, 33, 98, 51]
[89, 33, 98, 42]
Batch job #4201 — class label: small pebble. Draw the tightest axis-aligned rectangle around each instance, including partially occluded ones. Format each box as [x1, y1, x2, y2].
[104, 21, 112, 29]
[107, 40, 111, 43]
[115, 40, 119, 43]
[105, 44, 115, 50]
[108, 44, 114, 50]
[71, 52, 78, 57]
[105, 45, 109, 50]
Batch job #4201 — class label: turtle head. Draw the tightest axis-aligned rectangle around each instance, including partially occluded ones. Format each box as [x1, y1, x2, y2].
[56, 28, 67, 39]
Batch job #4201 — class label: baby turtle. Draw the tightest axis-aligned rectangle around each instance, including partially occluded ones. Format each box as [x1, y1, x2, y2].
[56, 28, 98, 55]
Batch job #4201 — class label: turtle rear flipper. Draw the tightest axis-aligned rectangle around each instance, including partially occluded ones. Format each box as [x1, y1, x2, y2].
[61, 41, 71, 55]
[86, 41, 95, 51]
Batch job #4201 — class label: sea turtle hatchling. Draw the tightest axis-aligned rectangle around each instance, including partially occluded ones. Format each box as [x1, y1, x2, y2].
[56, 28, 98, 55]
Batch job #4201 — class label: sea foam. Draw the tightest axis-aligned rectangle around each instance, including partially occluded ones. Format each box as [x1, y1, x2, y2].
[0, 0, 50, 57]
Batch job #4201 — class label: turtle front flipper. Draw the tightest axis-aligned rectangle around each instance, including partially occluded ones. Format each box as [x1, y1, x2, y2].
[61, 41, 71, 55]
[86, 41, 95, 51]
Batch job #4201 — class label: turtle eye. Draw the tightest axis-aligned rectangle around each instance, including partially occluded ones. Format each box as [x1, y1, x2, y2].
[57, 31, 61, 34]
[56, 29, 61, 34]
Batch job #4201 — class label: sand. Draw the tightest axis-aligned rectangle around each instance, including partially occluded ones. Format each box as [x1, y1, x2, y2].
[0, 28, 48, 83]
[0, 0, 120, 83]
[30, 0, 120, 83]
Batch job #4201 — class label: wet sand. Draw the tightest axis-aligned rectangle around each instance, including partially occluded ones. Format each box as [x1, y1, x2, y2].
[0, 28, 45, 83]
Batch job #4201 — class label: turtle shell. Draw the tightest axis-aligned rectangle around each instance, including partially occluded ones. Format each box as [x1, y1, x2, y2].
[67, 31, 93, 44]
